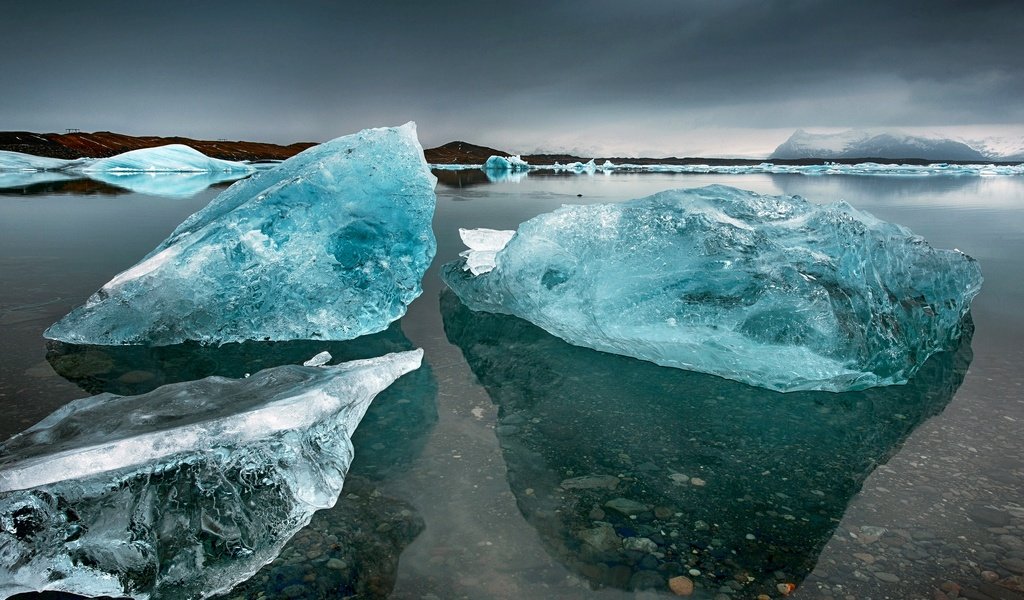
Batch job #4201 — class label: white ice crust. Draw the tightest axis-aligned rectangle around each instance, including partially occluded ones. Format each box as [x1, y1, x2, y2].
[458, 228, 516, 275]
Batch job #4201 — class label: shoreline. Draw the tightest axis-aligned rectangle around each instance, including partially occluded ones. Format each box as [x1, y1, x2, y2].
[3, 131, 1021, 166]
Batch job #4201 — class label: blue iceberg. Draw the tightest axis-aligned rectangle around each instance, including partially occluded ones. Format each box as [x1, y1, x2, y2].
[483, 154, 530, 172]
[443, 185, 983, 392]
[0, 350, 422, 599]
[45, 123, 437, 346]
[0, 150, 88, 172]
[79, 144, 255, 174]
[0, 146, 256, 198]
[550, 159, 598, 173]
[0, 145, 253, 174]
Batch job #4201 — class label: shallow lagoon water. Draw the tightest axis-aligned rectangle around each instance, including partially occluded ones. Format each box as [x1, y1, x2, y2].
[1, 171, 1022, 598]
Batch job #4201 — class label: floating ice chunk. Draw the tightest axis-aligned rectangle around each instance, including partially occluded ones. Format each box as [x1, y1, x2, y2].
[458, 228, 516, 275]
[428, 161, 1024, 176]
[0, 146, 254, 197]
[442, 185, 983, 392]
[0, 146, 252, 175]
[0, 150, 84, 172]
[44, 123, 437, 346]
[532, 161, 1024, 176]
[0, 350, 422, 599]
[79, 144, 255, 173]
[459, 228, 516, 251]
[484, 154, 530, 172]
[554, 159, 597, 174]
[303, 350, 333, 367]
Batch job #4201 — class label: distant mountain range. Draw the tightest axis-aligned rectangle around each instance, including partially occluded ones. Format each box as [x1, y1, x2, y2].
[770, 129, 1024, 162]
[2, 129, 1021, 164]
[966, 136, 1024, 162]
[0, 131, 315, 162]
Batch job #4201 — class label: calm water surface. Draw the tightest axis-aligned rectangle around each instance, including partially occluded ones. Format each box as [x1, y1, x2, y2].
[0, 171, 1022, 599]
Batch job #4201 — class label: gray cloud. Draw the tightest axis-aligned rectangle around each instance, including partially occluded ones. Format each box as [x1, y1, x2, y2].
[1, 0, 1020, 155]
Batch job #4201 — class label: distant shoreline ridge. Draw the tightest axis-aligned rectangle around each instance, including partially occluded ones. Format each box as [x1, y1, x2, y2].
[1, 131, 1021, 166]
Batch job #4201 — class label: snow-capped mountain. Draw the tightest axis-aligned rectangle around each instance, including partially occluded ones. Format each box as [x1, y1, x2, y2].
[965, 136, 1024, 162]
[771, 129, 987, 161]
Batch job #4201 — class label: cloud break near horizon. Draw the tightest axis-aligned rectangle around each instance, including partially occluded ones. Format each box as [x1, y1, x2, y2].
[2, 0, 1022, 157]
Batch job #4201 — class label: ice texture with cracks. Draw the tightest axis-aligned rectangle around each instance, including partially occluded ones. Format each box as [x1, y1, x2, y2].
[44, 123, 437, 345]
[0, 350, 423, 599]
[443, 185, 982, 393]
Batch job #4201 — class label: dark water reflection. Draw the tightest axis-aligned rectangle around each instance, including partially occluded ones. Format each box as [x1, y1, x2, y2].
[0, 172, 245, 198]
[46, 322, 439, 482]
[441, 290, 973, 597]
[3, 171, 1019, 598]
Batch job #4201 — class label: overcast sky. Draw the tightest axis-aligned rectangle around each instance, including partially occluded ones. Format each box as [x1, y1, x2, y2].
[2, 0, 1021, 156]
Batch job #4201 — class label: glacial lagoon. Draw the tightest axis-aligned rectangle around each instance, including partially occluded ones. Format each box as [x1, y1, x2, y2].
[1, 170, 1023, 598]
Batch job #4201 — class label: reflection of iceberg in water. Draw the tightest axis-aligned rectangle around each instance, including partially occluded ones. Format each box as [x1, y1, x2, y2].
[484, 169, 529, 183]
[0, 350, 422, 599]
[0, 171, 80, 192]
[214, 473, 425, 600]
[46, 321, 439, 481]
[43, 324, 438, 599]
[0, 170, 251, 199]
[0, 145, 257, 199]
[441, 290, 973, 596]
[82, 171, 253, 198]
[444, 185, 981, 393]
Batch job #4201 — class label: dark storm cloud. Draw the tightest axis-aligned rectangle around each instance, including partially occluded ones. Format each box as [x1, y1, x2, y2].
[1, 0, 1021, 153]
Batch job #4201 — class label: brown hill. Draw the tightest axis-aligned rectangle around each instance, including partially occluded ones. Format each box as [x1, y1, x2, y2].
[421, 141, 509, 164]
[0, 131, 316, 161]
[4, 131, 1011, 166]
[0, 131, 510, 164]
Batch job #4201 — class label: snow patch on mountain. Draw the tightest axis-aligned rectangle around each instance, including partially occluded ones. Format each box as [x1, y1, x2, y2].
[771, 129, 989, 161]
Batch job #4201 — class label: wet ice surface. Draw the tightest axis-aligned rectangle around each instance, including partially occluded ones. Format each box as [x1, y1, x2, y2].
[0, 350, 422, 599]
[1, 171, 1023, 598]
[33, 325, 439, 600]
[44, 124, 437, 346]
[445, 185, 981, 393]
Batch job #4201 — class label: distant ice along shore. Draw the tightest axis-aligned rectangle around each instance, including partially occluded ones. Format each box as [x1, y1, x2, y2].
[2, 129, 1022, 180]
[437, 157, 1024, 177]
[0, 144, 255, 174]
